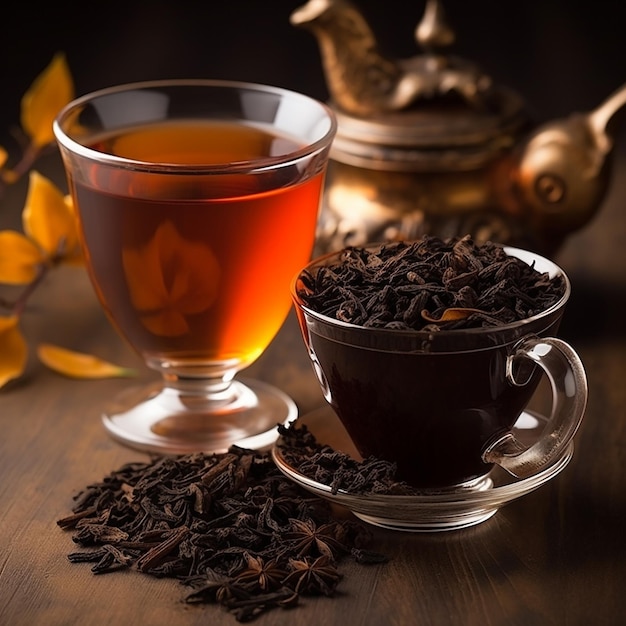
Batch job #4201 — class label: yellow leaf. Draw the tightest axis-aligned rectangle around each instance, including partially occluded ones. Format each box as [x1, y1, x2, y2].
[23, 171, 82, 262]
[60, 194, 83, 267]
[0, 230, 45, 284]
[21, 52, 74, 148]
[0, 316, 28, 388]
[37, 343, 136, 379]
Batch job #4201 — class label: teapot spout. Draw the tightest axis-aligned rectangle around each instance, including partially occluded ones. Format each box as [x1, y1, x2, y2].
[290, 0, 495, 116]
[587, 82, 626, 151]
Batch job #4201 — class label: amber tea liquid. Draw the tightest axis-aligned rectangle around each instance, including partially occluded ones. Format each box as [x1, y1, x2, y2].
[71, 121, 324, 370]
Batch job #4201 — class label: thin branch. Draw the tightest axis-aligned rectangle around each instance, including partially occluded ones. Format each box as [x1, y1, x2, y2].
[10, 262, 51, 317]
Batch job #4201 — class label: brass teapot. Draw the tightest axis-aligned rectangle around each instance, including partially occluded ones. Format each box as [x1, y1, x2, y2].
[291, 0, 626, 256]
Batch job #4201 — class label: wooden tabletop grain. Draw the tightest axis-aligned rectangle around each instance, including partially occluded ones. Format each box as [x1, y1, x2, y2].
[1, 139, 625, 626]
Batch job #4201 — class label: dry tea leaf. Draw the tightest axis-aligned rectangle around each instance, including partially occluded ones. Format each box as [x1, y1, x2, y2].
[37, 343, 136, 379]
[298, 236, 565, 330]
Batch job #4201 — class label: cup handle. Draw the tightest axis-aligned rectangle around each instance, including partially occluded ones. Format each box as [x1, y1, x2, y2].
[482, 336, 588, 478]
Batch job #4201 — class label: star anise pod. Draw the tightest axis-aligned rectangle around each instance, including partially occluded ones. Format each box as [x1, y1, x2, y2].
[283, 556, 342, 596]
[283, 518, 348, 559]
[234, 552, 289, 591]
[184, 568, 251, 606]
[186, 566, 298, 621]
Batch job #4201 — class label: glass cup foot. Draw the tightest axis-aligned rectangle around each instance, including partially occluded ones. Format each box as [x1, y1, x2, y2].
[351, 507, 498, 532]
[102, 378, 297, 455]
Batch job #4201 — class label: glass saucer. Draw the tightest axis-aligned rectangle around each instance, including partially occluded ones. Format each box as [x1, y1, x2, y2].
[272, 405, 574, 532]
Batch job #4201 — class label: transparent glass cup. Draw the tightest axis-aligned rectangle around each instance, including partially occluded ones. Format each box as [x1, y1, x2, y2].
[54, 79, 337, 454]
[291, 245, 588, 491]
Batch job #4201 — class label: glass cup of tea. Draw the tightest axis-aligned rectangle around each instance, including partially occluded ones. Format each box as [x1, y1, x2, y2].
[53, 79, 337, 454]
[291, 242, 588, 493]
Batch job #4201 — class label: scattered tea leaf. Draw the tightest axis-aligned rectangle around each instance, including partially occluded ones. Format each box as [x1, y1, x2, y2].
[57, 446, 388, 621]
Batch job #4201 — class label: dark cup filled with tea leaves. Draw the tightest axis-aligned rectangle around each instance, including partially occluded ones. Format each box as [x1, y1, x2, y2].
[291, 235, 588, 491]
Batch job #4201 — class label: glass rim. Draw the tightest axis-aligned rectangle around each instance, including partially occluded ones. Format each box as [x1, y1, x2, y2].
[52, 78, 338, 174]
[291, 244, 572, 341]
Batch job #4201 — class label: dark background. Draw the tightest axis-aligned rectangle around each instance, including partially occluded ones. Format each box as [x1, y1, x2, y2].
[0, 0, 624, 145]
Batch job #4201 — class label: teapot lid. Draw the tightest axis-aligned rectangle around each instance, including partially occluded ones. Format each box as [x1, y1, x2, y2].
[291, 0, 531, 171]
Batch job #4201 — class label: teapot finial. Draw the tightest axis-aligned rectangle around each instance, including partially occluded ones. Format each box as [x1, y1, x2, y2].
[415, 0, 455, 52]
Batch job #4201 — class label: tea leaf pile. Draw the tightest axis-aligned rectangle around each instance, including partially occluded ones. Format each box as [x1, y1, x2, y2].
[297, 235, 565, 331]
[57, 445, 387, 622]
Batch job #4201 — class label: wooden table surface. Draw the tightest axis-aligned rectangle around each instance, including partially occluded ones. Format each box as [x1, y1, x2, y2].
[1, 136, 625, 626]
